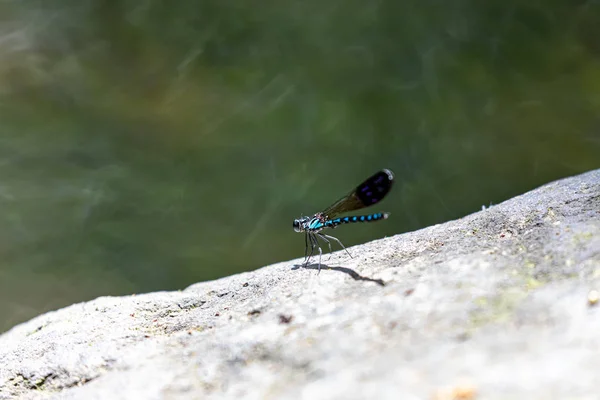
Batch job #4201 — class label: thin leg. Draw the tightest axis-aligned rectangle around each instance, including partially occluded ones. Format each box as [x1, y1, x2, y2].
[307, 233, 323, 273]
[316, 233, 333, 260]
[305, 232, 317, 266]
[322, 234, 353, 259]
[317, 244, 323, 274]
[304, 232, 309, 261]
[312, 233, 323, 274]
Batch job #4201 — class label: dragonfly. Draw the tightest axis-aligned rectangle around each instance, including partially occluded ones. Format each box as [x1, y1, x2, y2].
[293, 169, 394, 273]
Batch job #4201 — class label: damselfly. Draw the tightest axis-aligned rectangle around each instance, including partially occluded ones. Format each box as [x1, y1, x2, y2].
[293, 169, 394, 272]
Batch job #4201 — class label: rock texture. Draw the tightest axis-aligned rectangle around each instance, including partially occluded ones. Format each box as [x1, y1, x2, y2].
[1, 170, 599, 400]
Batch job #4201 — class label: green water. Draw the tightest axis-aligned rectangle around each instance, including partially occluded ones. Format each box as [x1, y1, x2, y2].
[0, 0, 599, 332]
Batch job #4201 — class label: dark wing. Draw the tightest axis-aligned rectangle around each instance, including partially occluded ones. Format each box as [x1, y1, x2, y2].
[321, 169, 394, 218]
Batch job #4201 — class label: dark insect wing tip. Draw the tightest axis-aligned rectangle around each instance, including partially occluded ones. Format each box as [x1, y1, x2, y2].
[320, 168, 395, 217]
[355, 169, 394, 207]
[382, 169, 394, 181]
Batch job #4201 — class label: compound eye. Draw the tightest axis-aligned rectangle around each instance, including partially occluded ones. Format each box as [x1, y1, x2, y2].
[293, 219, 302, 232]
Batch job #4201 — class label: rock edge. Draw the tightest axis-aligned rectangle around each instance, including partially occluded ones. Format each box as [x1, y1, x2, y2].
[1, 170, 599, 400]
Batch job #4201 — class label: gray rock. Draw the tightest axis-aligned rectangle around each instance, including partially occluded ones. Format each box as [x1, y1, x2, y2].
[1, 170, 599, 400]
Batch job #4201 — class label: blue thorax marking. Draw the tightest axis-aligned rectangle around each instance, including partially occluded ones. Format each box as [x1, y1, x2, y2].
[307, 218, 323, 230]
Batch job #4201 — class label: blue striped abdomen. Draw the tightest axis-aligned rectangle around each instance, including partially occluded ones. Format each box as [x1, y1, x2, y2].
[324, 212, 389, 228]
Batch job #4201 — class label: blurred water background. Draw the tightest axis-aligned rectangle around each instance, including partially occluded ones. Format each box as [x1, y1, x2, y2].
[0, 0, 599, 332]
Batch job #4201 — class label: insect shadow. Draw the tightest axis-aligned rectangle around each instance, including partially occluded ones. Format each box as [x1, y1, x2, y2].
[292, 262, 386, 287]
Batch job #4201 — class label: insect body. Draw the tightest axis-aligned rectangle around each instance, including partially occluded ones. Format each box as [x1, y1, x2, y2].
[293, 169, 394, 273]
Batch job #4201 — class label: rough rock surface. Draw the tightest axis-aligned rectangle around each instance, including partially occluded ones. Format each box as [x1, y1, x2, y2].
[1, 170, 599, 400]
